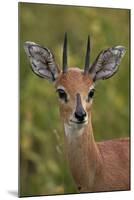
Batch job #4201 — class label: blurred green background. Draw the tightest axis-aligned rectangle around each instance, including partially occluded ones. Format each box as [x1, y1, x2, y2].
[19, 2, 130, 197]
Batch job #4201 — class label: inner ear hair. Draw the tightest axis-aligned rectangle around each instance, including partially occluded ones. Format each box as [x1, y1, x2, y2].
[89, 46, 126, 81]
[24, 41, 60, 82]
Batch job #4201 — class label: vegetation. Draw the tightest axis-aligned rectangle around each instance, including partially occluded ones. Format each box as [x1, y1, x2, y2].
[19, 2, 130, 197]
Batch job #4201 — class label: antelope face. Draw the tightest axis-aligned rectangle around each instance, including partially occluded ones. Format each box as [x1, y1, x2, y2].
[55, 68, 94, 127]
[24, 33, 126, 134]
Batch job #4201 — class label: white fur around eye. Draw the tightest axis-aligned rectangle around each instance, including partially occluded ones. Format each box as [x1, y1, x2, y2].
[89, 84, 95, 91]
[85, 85, 95, 102]
[56, 85, 70, 103]
[57, 85, 66, 91]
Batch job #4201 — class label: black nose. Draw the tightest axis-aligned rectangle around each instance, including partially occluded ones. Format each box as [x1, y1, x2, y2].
[75, 110, 86, 122]
[75, 93, 87, 122]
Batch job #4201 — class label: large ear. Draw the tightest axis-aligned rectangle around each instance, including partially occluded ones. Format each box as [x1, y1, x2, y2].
[24, 41, 60, 81]
[89, 46, 126, 81]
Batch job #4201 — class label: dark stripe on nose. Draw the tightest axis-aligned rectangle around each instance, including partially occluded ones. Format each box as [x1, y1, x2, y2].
[75, 93, 86, 122]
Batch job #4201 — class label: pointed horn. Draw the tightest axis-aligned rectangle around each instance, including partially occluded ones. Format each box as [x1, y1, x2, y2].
[63, 32, 68, 73]
[84, 35, 90, 74]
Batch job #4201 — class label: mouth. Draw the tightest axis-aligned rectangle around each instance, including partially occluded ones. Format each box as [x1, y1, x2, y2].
[70, 120, 88, 125]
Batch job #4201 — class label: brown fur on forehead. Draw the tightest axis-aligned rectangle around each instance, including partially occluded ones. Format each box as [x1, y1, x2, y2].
[55, 68, 93, 95]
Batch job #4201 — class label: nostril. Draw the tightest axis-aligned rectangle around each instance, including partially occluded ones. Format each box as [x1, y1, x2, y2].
[75, 111, 86, 121]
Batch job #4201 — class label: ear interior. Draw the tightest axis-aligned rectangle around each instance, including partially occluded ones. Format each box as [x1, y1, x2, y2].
[24, 41, 59, 81]
[89, 46, 126, 81]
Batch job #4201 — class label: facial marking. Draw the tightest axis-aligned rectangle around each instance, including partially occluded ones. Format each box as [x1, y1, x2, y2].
[76, 93, 84, 115]
[74, 93, 87, 122]
[57, 85, 66, 91]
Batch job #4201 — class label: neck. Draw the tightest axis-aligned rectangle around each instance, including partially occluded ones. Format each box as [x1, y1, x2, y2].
[64, 116, 102, 192]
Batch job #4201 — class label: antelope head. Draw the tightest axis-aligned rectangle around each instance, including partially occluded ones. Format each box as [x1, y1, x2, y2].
[24, 33, 126, 136]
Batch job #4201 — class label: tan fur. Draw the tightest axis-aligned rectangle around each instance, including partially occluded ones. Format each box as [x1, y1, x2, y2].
[55, 68, 130, 193]
[55, 68, 93, 123]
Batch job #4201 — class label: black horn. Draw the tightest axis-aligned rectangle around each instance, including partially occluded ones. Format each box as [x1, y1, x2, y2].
[63, 32, 68, 73]
[84, 35, 90, 74]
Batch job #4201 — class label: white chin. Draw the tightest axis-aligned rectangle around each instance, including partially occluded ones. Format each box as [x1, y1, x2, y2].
[64, 121, 88, 138]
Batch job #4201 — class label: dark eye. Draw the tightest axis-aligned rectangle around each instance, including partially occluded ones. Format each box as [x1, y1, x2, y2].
[87, 89, 95, 101]
[57, 89, 68, 102]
